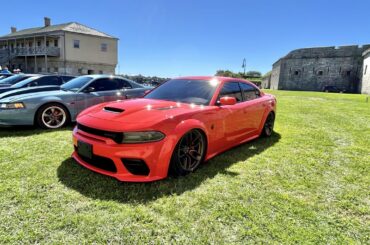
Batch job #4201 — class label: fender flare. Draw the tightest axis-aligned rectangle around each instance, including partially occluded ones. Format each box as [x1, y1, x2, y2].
[155, 119, 210, 176]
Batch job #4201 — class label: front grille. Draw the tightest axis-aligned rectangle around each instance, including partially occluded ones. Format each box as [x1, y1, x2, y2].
[121, 158, 150, 176]
[77, 123, 123, 143]
[75, 146, 117, 173]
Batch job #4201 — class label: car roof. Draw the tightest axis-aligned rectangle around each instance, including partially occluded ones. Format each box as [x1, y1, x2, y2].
[73, 74, 134, 80]
[172, 76, 257, 86]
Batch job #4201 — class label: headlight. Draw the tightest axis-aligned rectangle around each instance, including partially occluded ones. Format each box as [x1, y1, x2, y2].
[121, 131, 165, 143]
[0, 102, 25, 109]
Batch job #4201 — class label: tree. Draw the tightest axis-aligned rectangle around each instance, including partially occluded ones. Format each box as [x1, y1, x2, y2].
[215, 69, 262, 79]
[246, 71, 262, 78]
[215, 70, 242, 78]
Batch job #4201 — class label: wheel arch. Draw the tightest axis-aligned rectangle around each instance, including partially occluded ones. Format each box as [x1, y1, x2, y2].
[159, 119, 210, 177]
[33, 101, 72, 125]
[257, 108, 276, 136]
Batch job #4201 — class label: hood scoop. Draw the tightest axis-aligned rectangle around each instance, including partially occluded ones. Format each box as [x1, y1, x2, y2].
[103, 107, 125, 113]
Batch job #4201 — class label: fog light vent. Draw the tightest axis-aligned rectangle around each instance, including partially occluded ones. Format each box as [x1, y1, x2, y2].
[121, 158, 150, 176]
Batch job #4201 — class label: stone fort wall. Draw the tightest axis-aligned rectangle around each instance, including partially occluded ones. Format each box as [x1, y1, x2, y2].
[362, 50, 370, 94]
[271, 45, 370, 93]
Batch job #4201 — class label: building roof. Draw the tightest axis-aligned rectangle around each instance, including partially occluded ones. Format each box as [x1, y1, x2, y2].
[273, 44, 370, 66]
[0, 22, 116, 39]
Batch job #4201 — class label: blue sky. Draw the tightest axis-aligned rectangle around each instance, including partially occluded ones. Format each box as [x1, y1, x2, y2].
[1, 0, 370, 77]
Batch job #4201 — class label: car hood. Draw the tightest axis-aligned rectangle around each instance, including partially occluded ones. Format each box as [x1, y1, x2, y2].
[79, 98, 207, 127]
[0, 89, 72, 103]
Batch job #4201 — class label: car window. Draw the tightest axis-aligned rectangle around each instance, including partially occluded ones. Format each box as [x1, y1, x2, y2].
[1, 75, 31, 85]
[61, 76, 93, 91]
[88, 78, 120, 91]
[29, 76, 61, 87]
[218, 82, 243, 103]
[116, 79, 132, 89]
[239, 82, 260, 101]
[61, 76, 75, 83]
[145, 79, 218, 105]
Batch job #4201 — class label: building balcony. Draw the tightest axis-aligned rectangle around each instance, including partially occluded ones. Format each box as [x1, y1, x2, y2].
[10, 47, 60, 57]
[0, 47, 60, 59]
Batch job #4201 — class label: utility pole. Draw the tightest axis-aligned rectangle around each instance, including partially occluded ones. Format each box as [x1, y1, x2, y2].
[242, 58, 246, 76]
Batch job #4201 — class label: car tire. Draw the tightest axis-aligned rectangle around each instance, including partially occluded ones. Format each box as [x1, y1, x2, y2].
[169, 129, 206, 176]
[36, 103, 70, 129]
[261, 112, 275, 137]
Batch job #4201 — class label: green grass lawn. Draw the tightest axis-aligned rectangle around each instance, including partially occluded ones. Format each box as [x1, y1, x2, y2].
[0, 91, 369, 243]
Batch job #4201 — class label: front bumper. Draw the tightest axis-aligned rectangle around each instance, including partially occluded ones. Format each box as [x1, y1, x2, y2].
[0, 108, 34, 126]
[72, 127, 173, 182]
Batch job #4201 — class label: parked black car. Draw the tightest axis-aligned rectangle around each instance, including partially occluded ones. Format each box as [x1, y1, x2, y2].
[322, 85, 346, 93]
[0, 75, 75, 94]
[0, 74, 38, 88]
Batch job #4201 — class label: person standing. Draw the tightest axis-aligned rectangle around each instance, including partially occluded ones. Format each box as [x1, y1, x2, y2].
[1, 66, 11, 74]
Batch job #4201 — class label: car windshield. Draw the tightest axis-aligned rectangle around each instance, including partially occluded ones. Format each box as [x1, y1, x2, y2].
[61, 76, 93, 92]
[0, 75, 28, 85]
[144, 79, 219, 105]
[10, 76, 40, 88]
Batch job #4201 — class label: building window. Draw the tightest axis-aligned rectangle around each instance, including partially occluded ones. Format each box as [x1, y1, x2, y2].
[346, 71, 351, 76]
[99, 70, 103, 74]
[29, 41, 33, 47]
[47, 67, 50, 73]
[54, 67, 58, 73]
[294, 70, 300, 76]
[364, 65, 367, 75]
[101, 43, 108, 52]
[46, 40, 49, 47]
[54, 40, 58, 47]
[37, 67, 42, 72]
[37, 41, 41, 47]
[317, 70, 323, 76]
[78, 68, 83, 74]
[73, 40, 80, 49]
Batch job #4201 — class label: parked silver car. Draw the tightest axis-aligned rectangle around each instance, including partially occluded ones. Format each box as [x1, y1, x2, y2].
[0, 75, 149, 129]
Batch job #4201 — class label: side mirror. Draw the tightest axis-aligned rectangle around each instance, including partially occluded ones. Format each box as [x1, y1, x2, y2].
[219, 96, 237, 106]
[84, 86, 95, 93]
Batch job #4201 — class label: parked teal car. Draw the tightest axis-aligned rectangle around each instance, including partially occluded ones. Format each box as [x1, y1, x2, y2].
[0, 75, 148, 129]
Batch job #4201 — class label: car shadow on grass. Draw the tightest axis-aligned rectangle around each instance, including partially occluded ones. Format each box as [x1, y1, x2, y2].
[57, 132, 281, 204]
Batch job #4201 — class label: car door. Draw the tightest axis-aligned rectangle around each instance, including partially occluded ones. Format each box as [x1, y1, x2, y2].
[217, 82, 246, 143]
[239, 82, 266, 134]
[75, 78, 113, 115]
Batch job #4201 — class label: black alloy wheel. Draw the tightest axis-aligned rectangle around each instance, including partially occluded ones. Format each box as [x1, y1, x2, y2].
[170, 129, 206, 176]
[262, 112, 275, 137]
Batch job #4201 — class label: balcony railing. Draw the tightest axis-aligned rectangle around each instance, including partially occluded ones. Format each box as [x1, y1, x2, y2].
[5, 47, 60, 57]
